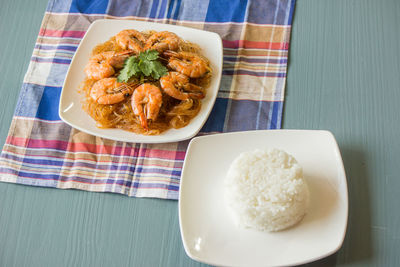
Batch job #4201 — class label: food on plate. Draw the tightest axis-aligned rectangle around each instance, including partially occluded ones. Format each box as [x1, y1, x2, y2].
[224, 149, 309, 232]
[80, 29, 211, 135]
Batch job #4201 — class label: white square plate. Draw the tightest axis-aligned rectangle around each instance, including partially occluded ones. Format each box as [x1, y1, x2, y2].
[59, 19, 222, 143]
[179, 130, 348, 267]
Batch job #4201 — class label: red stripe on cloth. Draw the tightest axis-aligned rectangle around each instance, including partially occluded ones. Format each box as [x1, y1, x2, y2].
[39, 28, 86, 38]
[223, 40, 289, 50]
[7, 138, 185, 160]
[7, 136, 69, 150]
[67, 142, 186, 160]
[6, 136, 28, 147]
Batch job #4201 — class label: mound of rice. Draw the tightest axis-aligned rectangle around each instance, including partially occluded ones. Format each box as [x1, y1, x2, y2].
[225, 149, 309, 232]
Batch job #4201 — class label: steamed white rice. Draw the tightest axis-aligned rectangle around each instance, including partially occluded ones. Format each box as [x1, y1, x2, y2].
[224, 148, 309, 232]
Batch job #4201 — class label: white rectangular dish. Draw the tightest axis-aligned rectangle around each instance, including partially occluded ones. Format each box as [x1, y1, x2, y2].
[59, 19, 222, 143]
[179, 130, 348, 267]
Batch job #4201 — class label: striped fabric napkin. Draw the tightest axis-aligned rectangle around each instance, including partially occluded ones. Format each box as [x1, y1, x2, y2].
[0, 0, 296, 200]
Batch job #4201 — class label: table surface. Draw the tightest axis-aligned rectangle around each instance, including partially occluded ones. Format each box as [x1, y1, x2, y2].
[1, 0, 399, 266]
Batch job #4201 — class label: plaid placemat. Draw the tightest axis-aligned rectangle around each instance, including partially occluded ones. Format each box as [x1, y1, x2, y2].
[0, 0, 296, 200]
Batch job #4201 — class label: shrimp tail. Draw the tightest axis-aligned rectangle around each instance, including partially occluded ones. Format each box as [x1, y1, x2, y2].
[163, 50, 178, 58]
[139, 112, 149, 130]
[188, 92, 205, 99]
[117, 50, 135, 56]
[186, 84, 205, 99]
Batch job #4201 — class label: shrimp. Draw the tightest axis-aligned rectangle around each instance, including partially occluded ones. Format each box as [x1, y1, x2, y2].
[107, 50, 133, 69]
[84, 50, 133, 80]
[90, 78, 133, 105]
[164, 50, 209, 78]
[131, 83, 163, 130]
[160, 72, 205, 101]
[115, 29, 147, 53]
[145, 31, 179, 53]
[84, 51, 116, 80]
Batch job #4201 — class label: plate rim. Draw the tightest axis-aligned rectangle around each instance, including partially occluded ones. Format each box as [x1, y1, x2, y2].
[178, 129, 349, 267]
[58, 19, 223, 143]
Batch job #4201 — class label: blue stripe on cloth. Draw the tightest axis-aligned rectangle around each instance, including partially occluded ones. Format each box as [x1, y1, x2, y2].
[31, 57, 71, 65]
[149, 0, 160, 18]
[2, 153, 67, 172]
[288, 0, 296, 25]
[22, 157, 64, 167]
[176, 0, 210, 21]
[35, 44, 78, 52]
[173, 0, 182, 20]
[16, 173, 59, 187]
[0, 166, 18, 176]
[69, 0, 109, 14]
[247, 0, 295, 25]
[17, 171, 60, 183]
[14, 172, 136, 188]
[224, 100, 278, 131]
[205, 0, 248, 22]
[270, 101, 283, 129]
[201, 98, 228, 132]
[166, 0, 174, 19]
[35, 86, 61, 121]
[46, 0, 73, 13]
[168, 184, 179, 191]
[133, 167, 181, 177]
[14, 83, 45, 117]
[106, 0, 152, 17]
[107, 180, 133, 186]
[166, 0, 183, 20]
[158, 0, 168, 18]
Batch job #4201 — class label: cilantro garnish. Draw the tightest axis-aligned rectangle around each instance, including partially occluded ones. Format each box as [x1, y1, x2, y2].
[117, 50, 168, 82]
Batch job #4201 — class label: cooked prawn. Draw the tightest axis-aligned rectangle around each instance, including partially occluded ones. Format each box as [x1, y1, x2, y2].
[84, 50, 133, 80]
[145, 31, 179, 53]
[115, 29, 147, 53]
[164, 50, 209, 78]
[90, 78, 133, 105]
[131, 83, 163, 130]
[84, 51, 115, 80]
[107, 50, 133, 69]
[160, 72, 205, 101]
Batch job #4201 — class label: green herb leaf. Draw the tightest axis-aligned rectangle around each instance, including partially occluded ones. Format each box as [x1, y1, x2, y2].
[139, 60, 152, 76]
[150, 61, 168, 80]
[139, 49, 159, 61]
[117, 56, 138, 82]
[117, 50, 167, 82]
